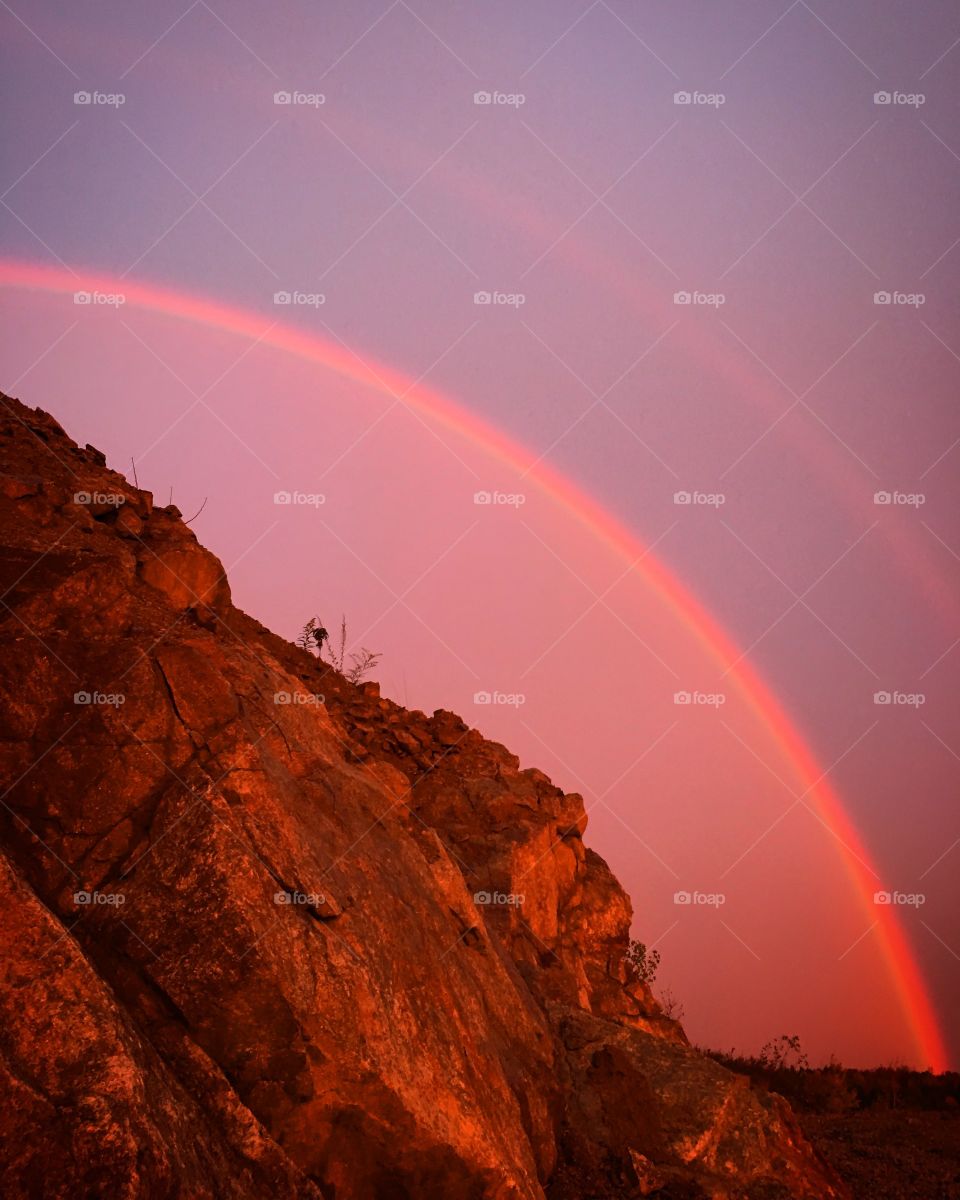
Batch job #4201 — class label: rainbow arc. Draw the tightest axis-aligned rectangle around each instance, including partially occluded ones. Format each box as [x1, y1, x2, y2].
[1, 257, 946, 1071]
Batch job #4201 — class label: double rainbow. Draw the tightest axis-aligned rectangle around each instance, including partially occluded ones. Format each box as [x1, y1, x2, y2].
[1, 257, 946, 1070]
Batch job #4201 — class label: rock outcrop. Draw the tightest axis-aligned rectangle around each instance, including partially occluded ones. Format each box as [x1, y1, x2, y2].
[0, 391, 847, 1199]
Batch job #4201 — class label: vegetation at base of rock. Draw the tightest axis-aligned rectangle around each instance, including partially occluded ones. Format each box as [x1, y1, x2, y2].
[703, 1048, 960, 1115]
[759, 1034, 810, 1070]
[700, 1053, 960, 1200]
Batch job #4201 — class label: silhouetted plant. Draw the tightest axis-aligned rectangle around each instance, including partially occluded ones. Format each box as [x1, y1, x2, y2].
[345, 648, 381, 684]
[759, 1034, 809, 1070]
[325, 615, 348, 671]
[297, 616, 328, 655]
[624, 939, 660, 985]
[297, 615, 380, 683]
[657, 986, 685, 1021]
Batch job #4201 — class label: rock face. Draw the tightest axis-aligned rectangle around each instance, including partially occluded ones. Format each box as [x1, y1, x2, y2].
[0, 392, 847, 1199]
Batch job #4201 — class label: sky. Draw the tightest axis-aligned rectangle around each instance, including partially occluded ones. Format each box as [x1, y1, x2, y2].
[1, 0, 958, 1070]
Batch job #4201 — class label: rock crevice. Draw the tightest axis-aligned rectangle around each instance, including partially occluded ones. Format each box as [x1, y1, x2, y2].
[0, 393, 847, 1199]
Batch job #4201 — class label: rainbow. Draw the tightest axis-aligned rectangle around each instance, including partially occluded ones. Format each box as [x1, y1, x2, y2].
[324, 112, 959, 632]
[1, 257, 947, 1071]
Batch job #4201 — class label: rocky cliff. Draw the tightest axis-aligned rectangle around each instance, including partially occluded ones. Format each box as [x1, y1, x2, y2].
[0, 391, 847, 1199]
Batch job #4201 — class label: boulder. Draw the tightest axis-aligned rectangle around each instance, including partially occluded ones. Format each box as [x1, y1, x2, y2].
[0, 391, 848, 1200]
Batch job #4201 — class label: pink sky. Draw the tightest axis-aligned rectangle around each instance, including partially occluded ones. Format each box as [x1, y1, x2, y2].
[2, 0, 959, 1068]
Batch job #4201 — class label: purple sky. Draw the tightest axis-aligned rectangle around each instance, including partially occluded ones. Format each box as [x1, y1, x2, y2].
[2, 0, 959, 1068]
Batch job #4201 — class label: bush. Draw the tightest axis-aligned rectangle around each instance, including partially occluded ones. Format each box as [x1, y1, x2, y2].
[700, 1045, 960, 1114]
[759, 1034, 809, 1070]
[624, 939, 660, 986]
[298, 615, 381, 683]
[657, 986, 685, 1021]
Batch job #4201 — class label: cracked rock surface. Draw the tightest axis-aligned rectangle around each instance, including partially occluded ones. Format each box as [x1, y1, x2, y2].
[0, 393, 847, 1199]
